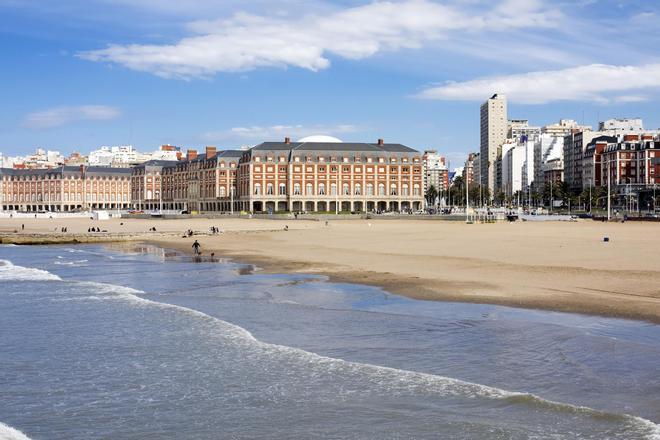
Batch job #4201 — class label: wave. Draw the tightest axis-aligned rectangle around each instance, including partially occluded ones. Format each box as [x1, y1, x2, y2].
[0, 260, 61, 282]
[0, 422, 31, 440]
[3, 259, 659, 438]
[65, 280, 660, 438]
[53, 259, 88, 266]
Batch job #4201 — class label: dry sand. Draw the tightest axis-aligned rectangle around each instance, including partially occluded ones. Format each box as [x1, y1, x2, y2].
[2, 216, 660, 322]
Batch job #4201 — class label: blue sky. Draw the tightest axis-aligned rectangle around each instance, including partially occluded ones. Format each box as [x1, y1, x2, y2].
[1, 0, 659, 165]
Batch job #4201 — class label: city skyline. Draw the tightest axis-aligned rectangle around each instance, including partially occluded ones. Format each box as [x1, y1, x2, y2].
[2, 0, 660, 163]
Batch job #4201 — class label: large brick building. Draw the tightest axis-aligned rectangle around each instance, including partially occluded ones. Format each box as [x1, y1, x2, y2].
[0, 166, 131, 212]
[239, 138, 424, 213]
[130, 138, 424, 213]
[1, 138, 423, 214]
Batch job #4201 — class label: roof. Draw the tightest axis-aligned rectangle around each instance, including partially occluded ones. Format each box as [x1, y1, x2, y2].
[252, 141, 418, 154]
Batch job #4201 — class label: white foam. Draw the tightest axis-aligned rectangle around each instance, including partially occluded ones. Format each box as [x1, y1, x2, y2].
[102, 283, 660, 436]
[0, 260, 61, 282]
[0, 422, 31, 440]
[12, 272, 660, 437]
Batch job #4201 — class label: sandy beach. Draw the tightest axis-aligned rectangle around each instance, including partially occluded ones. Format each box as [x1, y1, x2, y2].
[2, 216, 659, 322]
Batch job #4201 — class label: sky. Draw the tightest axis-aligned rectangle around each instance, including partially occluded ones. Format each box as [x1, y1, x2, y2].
[1, 0, 659, 166]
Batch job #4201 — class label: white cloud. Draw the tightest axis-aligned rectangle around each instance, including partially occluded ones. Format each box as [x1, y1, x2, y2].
[416, 63, 660, 104]
[203, 124, 360, 142]
[78, 0, 561, 79]
[22, 105, 121, 129]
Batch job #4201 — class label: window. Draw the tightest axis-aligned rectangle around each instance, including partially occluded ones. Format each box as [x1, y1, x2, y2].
[254, 183, 261, 195]
[294, 183, 301, 195]
[390, 184, 397, 196]
[355, 184, 361, 195]
[378, 183, 385, 196]
[331, 183, 337, 195]
[402, 184, 409, 196]
[306, 183, 313, 195]
[413, 184, 420, 196]
[267, 183, 274, 195]
[279, 183, 286, 195]
[343, 183, 350, 195]
[366, 183, 374, 196]
[318, 183, 326, 195]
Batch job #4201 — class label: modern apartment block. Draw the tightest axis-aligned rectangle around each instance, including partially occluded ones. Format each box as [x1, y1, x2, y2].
[480, 94, 507, 194]
[422, 150, 449, 194]
[0, 166, 132, 212]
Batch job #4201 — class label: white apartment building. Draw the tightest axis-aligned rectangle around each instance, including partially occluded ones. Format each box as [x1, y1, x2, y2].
[480, 94, 508, 194]
[501, 139, 534, 197]
[598, 118, 644, 133]
[533, 134, 564, 191]
[508, 119, 541, 142]
[422, 150, 448, 194]
[88, 145, 140, 167]
[542, 119, 591, 137]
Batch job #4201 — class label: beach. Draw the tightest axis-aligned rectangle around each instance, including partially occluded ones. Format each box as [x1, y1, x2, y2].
[2, 216, 659, 322]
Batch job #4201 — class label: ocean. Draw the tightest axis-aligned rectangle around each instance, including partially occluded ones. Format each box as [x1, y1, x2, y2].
[1, 243, 659, 439]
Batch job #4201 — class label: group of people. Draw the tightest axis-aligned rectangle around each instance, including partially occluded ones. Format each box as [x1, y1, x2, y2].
[209, 226, 221, 234]
[148, 227, 157, 232]
[87, 227, 101, 232]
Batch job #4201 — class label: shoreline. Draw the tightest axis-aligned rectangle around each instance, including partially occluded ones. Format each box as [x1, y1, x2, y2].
[2, 216, 659, 324]
[147, 236, 660, 324]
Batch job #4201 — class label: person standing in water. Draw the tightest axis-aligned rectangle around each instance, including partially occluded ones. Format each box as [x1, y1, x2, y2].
[192, 240, 201, 255]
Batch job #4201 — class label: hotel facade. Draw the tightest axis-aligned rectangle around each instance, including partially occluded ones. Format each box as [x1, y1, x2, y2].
[130, 138, 424, 213]
[0, 166, 131, 212]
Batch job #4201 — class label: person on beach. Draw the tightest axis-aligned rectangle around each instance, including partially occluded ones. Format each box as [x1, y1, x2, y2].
[21, 224, 24, 231]
[192, 240, 201, 255]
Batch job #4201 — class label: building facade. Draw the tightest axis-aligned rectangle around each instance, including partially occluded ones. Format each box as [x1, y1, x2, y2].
[239, 138, 424, 213]
[422, 150, 448, 195]
[480, 94, 508, 194]
[0, 166, 131, 212]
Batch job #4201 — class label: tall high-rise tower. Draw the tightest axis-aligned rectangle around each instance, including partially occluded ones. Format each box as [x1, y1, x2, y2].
[480, 93, 507, 194]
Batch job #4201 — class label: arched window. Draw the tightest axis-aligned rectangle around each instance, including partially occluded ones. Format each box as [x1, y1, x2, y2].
[402, 184, 409, 196]
[254, 183, 261, 195]
[318, 183, 326, 195]
[378, 183, 385, 196]
[366, 183, 374, 196]
[279, 183, 286, 195]
[331, 183, 337, 195]
[390, 184, 397, 196]
[413, 184, 420, 196]
[306, 183, 313, 195]
[342, 183, 349, 195]
[267, 183, 274, 195]
[219, 186, 226, 197]
[147, 190, 153, 199]
[354, 183, 361, 195]
[293, 183, 301, 195]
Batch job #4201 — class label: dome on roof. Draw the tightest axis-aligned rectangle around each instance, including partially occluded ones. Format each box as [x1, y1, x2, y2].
[297, 135, 343, 143]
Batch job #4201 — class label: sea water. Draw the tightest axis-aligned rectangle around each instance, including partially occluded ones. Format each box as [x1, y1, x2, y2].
[1, 243, 659, 439]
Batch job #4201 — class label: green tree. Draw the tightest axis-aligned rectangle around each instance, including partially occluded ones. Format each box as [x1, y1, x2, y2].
[425, 184, 438, 207]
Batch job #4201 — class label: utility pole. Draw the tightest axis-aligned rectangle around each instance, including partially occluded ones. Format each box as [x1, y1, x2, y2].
[465, 172, 469, 223]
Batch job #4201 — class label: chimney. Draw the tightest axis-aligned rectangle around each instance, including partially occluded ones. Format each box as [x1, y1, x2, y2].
[284, 137, 291, 144]
[176, 151, 183, 161]
[624, 134, 639, 142]
[205, 146, 217, 159]
[187, 149, 198, 161]
[79, 164, 85, 173]
[377, 138, 384, 146]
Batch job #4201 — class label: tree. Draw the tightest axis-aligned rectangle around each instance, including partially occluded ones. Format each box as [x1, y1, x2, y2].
[425, 185, 438, 207]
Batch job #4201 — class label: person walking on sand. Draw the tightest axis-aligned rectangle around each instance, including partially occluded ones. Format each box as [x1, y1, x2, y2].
[21, 224, 24, 231]
[192, 240, 201, 255]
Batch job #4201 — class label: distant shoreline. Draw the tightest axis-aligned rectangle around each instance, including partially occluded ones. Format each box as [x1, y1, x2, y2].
[2, 216, 660, 324]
